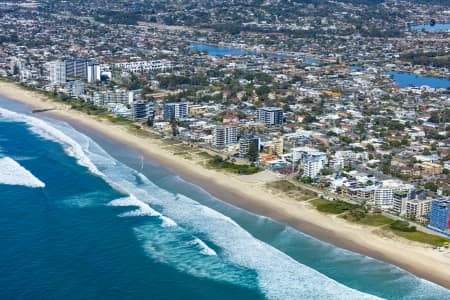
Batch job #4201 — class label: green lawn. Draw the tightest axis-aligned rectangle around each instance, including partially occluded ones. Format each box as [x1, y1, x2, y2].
[208, 156, 261, 175]
[108, 116, 134, 125]
[311, 199, 355, 214]
[342, 213, 393, 226]
[197, 151, 214, 159]
[390, 230, 449, 247]
[358, 214, 393, 226]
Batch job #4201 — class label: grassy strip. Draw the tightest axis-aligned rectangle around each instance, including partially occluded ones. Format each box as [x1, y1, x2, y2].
[310, 199, 356, 214]
[266, 180, 317, 201]
[173, 151, 189, 156]
[390, 230, 448, 247]
[342, 213, 393, 226]
[208, 155, 261, 175]
[198, 151, 215, 159]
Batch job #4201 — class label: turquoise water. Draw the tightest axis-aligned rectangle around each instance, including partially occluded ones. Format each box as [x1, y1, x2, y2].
[388, 71, 450, 88]
[410, 23, 450, 31]
[1, 97, 450, 299]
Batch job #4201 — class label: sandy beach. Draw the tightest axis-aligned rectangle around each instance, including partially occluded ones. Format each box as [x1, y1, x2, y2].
[1, 80, 450, 289]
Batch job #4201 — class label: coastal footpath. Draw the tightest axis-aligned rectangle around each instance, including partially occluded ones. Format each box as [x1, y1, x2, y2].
[1, 80, 450, 289]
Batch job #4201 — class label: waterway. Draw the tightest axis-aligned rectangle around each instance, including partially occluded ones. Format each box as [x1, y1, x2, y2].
[388, 71, 450, 89]
[410, 23, 450, 31]
[190, 42, 308, 61]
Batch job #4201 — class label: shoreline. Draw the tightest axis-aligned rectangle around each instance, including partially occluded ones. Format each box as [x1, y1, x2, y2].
[1, 81, 450, 289]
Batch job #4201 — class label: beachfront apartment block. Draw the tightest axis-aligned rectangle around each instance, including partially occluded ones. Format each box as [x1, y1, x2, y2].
[214, 125, 238, 148]
[92, 90, 132, 106]
[48, 60, 66, 85]
[405, 198, 432, 222]
[163, 102, 188, 121]
[373, 180, 415, 209]
[256, 107, 283, 126]
[65, 58, 89, 79]
[131, 100, 151, 121]
[393, 190, 412, 214]
[291, 147, 320, 163]
[9, 59, 24, 75]
[344, 180, 415, 209]
[66, 80, 85, 98]
[291, 147, 328, 178]
[87, 62, 101, 83]
[430, 198, 450, 231]
[302, 152, 328, 178]
[49, 58, 99, 85]
[239, 135, 260, 158]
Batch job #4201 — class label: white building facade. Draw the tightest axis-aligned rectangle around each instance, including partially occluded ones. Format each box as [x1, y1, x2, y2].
[48, 60, 66, 85]
[214, 126, 238, 148]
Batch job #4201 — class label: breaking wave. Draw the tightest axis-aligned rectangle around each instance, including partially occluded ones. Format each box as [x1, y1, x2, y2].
[0, 108, 100, 175]
[108, 194, 161, 217]
[0, 156, 45, 188]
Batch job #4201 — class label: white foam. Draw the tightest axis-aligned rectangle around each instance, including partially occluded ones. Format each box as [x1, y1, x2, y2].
[60, 191, 105, 208]
[134, 224, 252, 287]
[0, 157, 45, 188]
[191, 237, 217, 256]
[160, 216, 177, 227]
[0, 107, 101, 176]
[11, 156, 37, 161]
[108, 195, 160, 217]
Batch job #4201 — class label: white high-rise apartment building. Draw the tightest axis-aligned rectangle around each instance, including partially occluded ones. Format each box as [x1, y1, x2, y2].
[92, 90, 130, 106]
[49, 60, 66, 85]
[214, 126, 238, 148]
[372, 180, 415, 209]
[405, 198, 432, 220]
[302, 152, 328, 178]
[87, 63, 101, 83]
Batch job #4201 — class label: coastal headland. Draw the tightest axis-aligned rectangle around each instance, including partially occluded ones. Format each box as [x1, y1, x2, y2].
[1, 80, 450, 289]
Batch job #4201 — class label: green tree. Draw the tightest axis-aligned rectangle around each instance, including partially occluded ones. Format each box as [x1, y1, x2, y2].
[247, 142, 259, 163]
[170, 114, 178, 137]
[424, 182, 438, 192]
[300, 176, 312, 184]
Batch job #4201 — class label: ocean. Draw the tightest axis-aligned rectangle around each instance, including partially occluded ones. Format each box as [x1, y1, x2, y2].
[0, 97, 449, 300]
